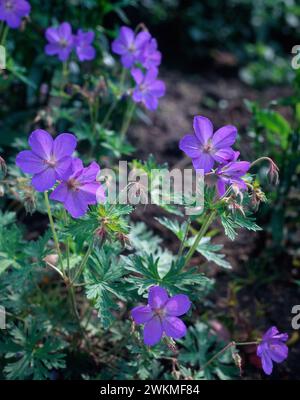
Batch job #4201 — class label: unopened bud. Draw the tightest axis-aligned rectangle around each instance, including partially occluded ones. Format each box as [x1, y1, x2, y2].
[44, 254, 59, 267]
[0, 185, 4, 197]
[251, 157, 279, 186]
[95, 226, 107, 245]
[267, 159, 279, 185]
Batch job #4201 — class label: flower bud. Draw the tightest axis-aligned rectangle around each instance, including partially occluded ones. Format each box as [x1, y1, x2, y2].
[267, 159, 279, 185]
[95, 226, 107, 245]
[44, 254, 59, 267]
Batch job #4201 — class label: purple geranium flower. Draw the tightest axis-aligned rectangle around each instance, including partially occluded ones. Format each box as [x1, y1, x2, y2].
[131, 286, 191, 346]
[16, 130, 77, 192]
[179, 116, 237, 173]
[45, 22, 74, 62]
[131, 68, 165, 111]
[50, 158, 105, 218]
[216, 160, 250, 196]
[0, 0, 30, 29]
[74, 29, 96, 62]
[112, 26, 150, 68]
[139, 37, 161, 69]
[257, 326, 288, 375]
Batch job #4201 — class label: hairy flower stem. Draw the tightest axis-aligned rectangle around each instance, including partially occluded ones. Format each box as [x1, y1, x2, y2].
[62, 61, 68, 78]
[69, 285, 80, 321]
[68, 285, 91, 349]
[200, 340, 260, 372]
[184, 211, 217, 267]
[0, 24, 8, 46]
[178, 220, 191, 259]
[89, 97, 100, 137]
[59, 62, 68, 93]
[63, 210, 71, 276]
[250, 156, 276, 169]
[72, 240, 94, 284]
[120, 101, 136, 140]
[120, 67, 127, 89]
[0, 21, 4, 41]
[100, 67, 127, 130]
[44, 191, 65, 278]
[101, 99, 118, 128]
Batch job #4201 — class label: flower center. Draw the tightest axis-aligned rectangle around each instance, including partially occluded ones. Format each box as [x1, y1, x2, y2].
[45, 157, 57, 168]
[59, 39, 68, 48]
[153, 308, 165, 319]
[67, 178, 80, 191]
[5, 1, 14, 11]
[128, 43, 136, 53]
[202, 141, 213, 153]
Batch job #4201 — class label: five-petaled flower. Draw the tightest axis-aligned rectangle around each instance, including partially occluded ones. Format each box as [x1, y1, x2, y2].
[0, 0, 30, 29]
[131, 68, 165, 111]
[216, 159, 250, 197]
[74, 29, 96, 62]
[112, 26, 151, 69]
[179, 116, 237, 173]
[50, 158, 106, 218]
[45, 22, 74, 62]
[257, 326, 288, 375]
[16, 129, 77, 192]
[131, 286, 191, 346]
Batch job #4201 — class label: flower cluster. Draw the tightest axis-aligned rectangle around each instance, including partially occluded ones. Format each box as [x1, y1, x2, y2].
[16, 129, 105, 218]
[179, 115, 250, 196]
[131, 286, 191, 346]
[0, 0, 30, 29]
[4, 2, 289, 377]
[112, 26, 165, 111]
[131, 287, 289, 376]
[45, 22, 96, 62]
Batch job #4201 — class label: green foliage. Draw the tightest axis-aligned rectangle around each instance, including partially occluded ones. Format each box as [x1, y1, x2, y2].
[220, 212, 262, 241]
[194, 238, 232, 270]
[156, 217, 232, 269]
[179, 322, 239, 380]
[128, 222, 174, 277]
[66, 204, 133, 247]
[138, 0, 299, 88]
[246, 84, 300, 247]
[0, 318, 67, 380]
[0, 212, 24, 273]
[84, 247, 128, 328]
[124, 254, 213, 299]
[246, 100, 291, 149]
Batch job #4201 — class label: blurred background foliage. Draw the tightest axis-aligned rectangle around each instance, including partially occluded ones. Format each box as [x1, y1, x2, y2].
[134, 0, 299, 85]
